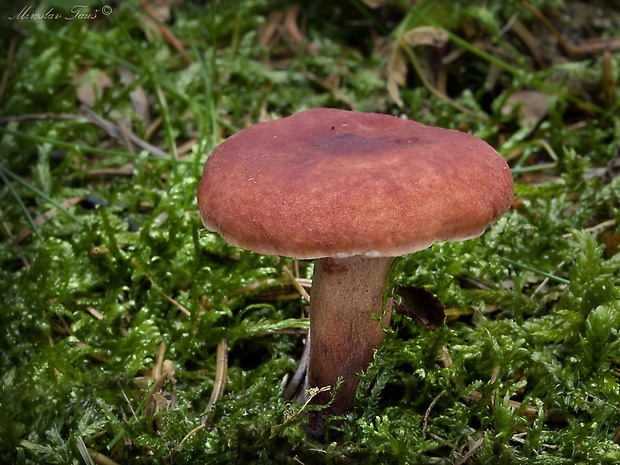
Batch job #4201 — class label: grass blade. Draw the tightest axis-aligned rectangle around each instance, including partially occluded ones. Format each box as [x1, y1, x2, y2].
[0, 166, 43, 240]
[1, 166, 83, 225]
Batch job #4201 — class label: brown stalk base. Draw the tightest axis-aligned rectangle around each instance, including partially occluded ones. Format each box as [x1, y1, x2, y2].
[304, 255, 394, 440]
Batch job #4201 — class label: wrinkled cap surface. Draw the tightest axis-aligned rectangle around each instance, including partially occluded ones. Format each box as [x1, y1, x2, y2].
[198, 108, 514, 259]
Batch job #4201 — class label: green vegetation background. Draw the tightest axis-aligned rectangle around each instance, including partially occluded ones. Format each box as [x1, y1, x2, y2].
[1, 0, 619, 463]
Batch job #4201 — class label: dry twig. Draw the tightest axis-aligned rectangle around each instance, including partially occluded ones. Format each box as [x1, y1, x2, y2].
[204, 338, 229, 416]
[131, 259, 191, 316]
[80, 105, 169, 158]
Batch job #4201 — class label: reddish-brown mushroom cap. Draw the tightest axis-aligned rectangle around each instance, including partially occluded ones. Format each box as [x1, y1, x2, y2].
[198, 108, 513, 258]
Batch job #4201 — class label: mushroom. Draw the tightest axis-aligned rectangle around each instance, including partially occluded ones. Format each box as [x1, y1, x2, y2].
[197, 108, 514, 438]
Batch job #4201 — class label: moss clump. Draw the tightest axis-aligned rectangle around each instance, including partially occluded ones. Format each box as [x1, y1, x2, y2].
[1, 1, 620, 463]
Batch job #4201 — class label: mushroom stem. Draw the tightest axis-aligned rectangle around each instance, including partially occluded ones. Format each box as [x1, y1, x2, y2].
[306, 255, 394, 438]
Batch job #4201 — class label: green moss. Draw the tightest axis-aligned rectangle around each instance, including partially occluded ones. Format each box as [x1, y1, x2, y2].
[1, 0, 620, 463]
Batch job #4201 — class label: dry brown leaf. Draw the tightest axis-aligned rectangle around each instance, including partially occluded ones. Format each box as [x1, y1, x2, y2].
[142, 0, 181, 22]
[393, 285, 446, 331]
[140, 0, 191, 63]
[259, 10, 284, 47]
[386, 45, 408, 107]
[73, 67, 113, 107]
[386, 26, 449, 107]
[258, 4, 306, 51]
[601, 51, 615, 109]
[602, 230, 620, 257]
[360, 0, 391, 7]
[502, 90, 552, 129]
[284, 4, 304, 45]
[401, 26, 449, 48]
[118, 68, 151, 126]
